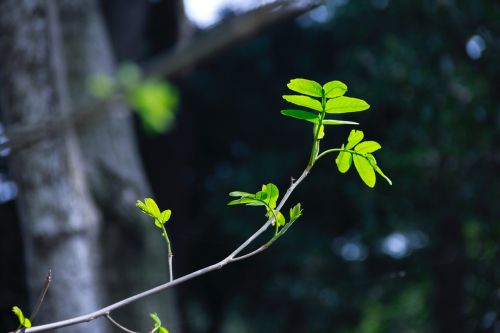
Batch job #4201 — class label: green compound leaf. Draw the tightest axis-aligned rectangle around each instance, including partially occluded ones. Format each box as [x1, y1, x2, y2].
[336, 146, 353, 173]
[283, 95, 322, 112]
[289, 203, 303, 222]
[325, 96, 370, 114]
[323, 80, 347, 98]
[322, 119, 359, 126]
[287, 78, 323, 97]
[346, 130, 365, 149]
[12, 306, 31, 328]
[281, 109, 319, 123]
[353, 154, 376, 188]
[354, 141, 382, 154]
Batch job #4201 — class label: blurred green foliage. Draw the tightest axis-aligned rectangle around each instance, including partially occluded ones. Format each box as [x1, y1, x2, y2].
[87, 63, 178, 134]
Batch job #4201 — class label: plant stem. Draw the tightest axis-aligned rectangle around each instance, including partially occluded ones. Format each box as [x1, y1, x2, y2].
[105, 314, 142, 333]
[16, 168, 309, 333]
[161, 225, 173, 282]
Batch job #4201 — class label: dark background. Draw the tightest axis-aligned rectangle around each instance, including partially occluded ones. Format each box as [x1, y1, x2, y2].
[1, 1, 499, 332]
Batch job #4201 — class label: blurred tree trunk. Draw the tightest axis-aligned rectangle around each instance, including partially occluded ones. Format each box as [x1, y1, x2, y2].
[56, 0, 180, 330]
[0, 1, 105, 332]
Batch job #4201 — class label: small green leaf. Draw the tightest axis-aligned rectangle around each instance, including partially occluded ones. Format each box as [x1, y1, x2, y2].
[159, 210, 171, 224]
[336, 146, 353, 173]
[12, 306, 31, 328]
[264, 183, 279, 209]
[228, 191, 253, 197]
[283, 95, 322, 112]
[354, 141, 382, 154]
[150, 312, 161, 326]
[145, 198, 161, 218]
[322, 119, 359, 126]
[314, 124, 325, 139]
[228, 197, 258, 205]
[346, 130, 364, 149]
[325, 96, 370, 114]
[281, 109, 319, 123]
[159, 327, 169, 333]
[323, 80, 347, 98]
[289, 203, 303, 222]
[373, 164, 392, 185]
[353, 155, 376, 188]
[287, 78, 323, 97]
[276, 211, 286, 227]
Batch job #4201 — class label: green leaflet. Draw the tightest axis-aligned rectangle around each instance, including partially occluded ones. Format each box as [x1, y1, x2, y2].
[12, 306, 31, 328]
[323, 80, 347, 98]
[150, 313, 169, 333]
[281, 109, 358, 126]
[289, 203, 303, 222]
[136, 198, 171, 228]
[325, 96, 370, 113]
[346, 130, 365, 149]
[354, 141, 382, 154]
[283, 95, 322, 112]
[335, 130, 392, 187]
[287, 78, 323, 97]
[281, 109, 319, 123]
[336, 146, 353, 173]
[322, 119, 359, 126]
[353, 154, 376, 188]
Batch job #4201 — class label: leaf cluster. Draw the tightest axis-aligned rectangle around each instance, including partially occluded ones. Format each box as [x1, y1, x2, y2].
[12, 306, 31, 329]
[335, 130, 392, 188]
[136, 198, 171, 228]
[281, 78, 369, 129]
[228, 183, 302, 235]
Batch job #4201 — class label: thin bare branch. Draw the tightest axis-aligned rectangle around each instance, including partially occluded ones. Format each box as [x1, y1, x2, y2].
[17, 169, 309, 333]
[105, 314, 142, 333]
[29, 270, 52, 322]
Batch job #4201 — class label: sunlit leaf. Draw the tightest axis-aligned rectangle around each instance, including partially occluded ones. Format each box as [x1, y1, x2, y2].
[322, 119, 359, 126]
[228, 191, 253, 197]
[336, 147, 353, 173]
[373, 163, 392, 185]
[325, 96, 370, 113]
[276, 211, 286, 227]
[145, 198, 161, 218]
[346, 130, 364, 149]
[264, 183, 279, 209]
[354, 141, 382, 154]
[283, 95, 322, 112]
[12, 306, 31, 328]
[159, 210, 171, 224]
[287, 78, 323, 97]
[289, 203, 303, 222]
[281, 109, 319, 123]
[353, 155, 376, 188]
[323, 80, 347, 98]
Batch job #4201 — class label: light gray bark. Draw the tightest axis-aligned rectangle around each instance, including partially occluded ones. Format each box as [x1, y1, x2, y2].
[56, 0, 179, 330]
[0, 1, 104, 332]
